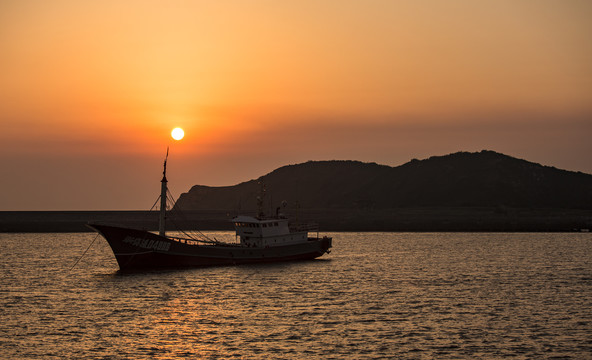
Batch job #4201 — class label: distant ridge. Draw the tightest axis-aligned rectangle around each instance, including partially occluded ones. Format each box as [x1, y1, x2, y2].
[174, 150, 592, 212]
[2, 151, 590, 232]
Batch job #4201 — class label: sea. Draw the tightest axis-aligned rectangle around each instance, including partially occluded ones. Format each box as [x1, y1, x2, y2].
[1, 232, 591, 359]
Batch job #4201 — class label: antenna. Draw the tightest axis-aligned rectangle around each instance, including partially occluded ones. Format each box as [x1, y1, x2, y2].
[159, 146, 169, 236]
[162, 146, 169, 180]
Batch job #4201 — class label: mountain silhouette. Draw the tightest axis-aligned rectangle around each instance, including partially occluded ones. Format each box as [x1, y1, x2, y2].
[2, 151, 590, 232]
[174, 150, 592, 212]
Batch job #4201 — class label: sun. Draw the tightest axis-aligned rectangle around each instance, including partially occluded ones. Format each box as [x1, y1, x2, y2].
[171, 127, 184, 141]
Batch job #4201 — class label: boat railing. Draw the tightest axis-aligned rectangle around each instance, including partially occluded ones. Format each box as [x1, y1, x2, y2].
[289, 222, 319, 233]
[168, 236, 239, 247]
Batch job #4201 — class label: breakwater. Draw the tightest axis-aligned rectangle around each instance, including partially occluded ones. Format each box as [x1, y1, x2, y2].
[1, 208, 590, 232]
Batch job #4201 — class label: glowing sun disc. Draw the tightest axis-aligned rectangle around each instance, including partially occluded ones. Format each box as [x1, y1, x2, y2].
[171, 127, 184, 140]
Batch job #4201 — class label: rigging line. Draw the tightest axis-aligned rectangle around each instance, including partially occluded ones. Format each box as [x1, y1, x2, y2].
[143, 195, 162, 225]
[163, 198, 200, 240]
[69, 233, 100, 271]
[166, 189, 178, 208]
[164, 188, 218, 242]
[166, 210, 214, 243]
[178, 216, 214, 242]
[149, 195, 161, 211]
[166, 195, 177, 211]
[166, 203, 215, 242]
[167, 216, 207, 242]
[167, 208, 211, 242]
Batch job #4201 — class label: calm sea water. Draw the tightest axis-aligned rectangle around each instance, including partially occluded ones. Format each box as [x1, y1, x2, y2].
[1, 232, 591, 359]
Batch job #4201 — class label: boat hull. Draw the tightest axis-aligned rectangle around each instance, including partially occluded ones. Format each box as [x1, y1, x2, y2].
[88, 224, 332, 271]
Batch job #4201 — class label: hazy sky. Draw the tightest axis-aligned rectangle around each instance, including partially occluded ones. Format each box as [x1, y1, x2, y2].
[1, 0, 591, 210]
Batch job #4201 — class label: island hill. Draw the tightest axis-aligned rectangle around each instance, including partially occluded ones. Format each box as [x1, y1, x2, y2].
[1, 150, 591, 232]
[172, 150, 592, 231]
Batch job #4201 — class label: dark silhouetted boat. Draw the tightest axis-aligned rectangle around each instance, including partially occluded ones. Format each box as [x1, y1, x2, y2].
[88, 149, 332, 271]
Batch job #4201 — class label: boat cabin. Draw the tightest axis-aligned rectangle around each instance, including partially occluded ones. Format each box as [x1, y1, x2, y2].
[232, 215, 308, 247]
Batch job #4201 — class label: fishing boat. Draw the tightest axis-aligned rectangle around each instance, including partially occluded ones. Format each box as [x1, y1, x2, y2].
[87, 150, 332, 271]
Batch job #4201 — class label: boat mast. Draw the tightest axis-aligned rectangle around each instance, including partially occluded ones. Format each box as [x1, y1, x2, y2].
[159, 147, 169, 236]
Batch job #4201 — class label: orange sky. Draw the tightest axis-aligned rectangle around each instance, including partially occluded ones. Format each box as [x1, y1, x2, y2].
[1, 0, 591, 210]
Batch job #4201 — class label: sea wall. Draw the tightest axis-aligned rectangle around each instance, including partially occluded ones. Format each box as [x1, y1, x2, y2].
[1, 208, 590, 233]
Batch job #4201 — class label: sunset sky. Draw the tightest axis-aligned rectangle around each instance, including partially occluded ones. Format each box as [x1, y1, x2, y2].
[1, 0, 591, 210]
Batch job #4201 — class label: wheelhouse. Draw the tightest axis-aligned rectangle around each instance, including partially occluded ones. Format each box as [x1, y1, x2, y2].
[232, 215, 308, 247]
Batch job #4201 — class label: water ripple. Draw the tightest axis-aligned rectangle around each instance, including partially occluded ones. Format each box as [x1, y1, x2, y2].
[1, 232, 591, 358]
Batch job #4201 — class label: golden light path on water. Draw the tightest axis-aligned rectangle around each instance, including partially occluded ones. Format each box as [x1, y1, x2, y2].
[1, 232, 592, 358]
